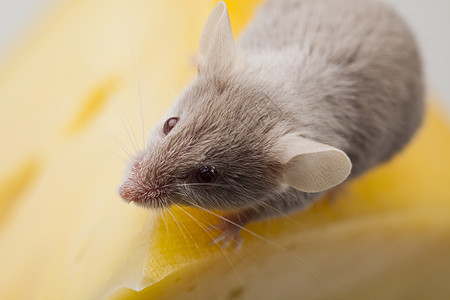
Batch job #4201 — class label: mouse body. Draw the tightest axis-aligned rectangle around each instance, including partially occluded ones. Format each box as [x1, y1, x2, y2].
[118, 0, 424, 246]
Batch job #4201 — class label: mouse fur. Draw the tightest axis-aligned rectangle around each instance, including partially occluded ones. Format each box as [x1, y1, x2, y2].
[118, 0, 424, 243]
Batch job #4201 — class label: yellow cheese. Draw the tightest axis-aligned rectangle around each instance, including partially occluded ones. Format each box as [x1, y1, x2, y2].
[0, 0, 449, 299]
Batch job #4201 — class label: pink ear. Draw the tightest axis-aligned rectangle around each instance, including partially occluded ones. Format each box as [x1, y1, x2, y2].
[276, 133, 352, 192]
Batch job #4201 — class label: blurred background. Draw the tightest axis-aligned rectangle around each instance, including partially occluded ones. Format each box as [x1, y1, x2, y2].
[1, 0, 449, 111]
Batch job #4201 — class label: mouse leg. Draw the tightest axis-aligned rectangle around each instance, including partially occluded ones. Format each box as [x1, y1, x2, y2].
[208, 208, 258, 250]
[209, 190, 321, 249]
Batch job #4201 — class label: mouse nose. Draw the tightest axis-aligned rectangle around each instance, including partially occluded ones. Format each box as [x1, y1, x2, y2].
[118, 185, 133, 202]
[118, 180, 168, 205]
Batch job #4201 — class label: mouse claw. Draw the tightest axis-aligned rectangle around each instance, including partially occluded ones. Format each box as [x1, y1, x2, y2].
[207, 209, 255, 250]
[210, 233, 227, 246]
[210, 224, 243, 250]
[208, 215, 248, 250]
[205, 222, 224, 232]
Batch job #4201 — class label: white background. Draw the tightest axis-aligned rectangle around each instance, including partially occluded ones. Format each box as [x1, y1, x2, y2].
[1, 0, 449, 112]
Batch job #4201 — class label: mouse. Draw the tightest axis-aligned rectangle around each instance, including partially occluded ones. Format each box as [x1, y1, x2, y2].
[118, 0, 424, 248]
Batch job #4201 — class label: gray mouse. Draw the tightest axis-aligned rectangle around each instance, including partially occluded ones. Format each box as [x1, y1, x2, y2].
[118, 0, 424, 247]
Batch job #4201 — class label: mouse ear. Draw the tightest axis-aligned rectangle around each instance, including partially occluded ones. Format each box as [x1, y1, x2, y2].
[276, 133, 352, 193]
[198, 1, 237, 67]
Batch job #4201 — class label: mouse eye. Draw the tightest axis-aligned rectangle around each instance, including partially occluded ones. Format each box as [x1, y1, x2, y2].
[196, 166, 218, 184]
[163, 117, 179, 135]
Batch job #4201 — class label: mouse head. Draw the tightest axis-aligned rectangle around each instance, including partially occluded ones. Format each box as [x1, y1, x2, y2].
[118, 2, 352, 210]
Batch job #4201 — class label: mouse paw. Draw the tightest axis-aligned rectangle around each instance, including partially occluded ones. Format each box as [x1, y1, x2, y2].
[207, 211, 254, 250]
[208, 219, 244, 250]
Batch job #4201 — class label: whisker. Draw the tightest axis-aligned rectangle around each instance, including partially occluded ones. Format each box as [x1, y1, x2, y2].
[102, 130, 134, 159]
[112, 1, 146, 151]
[116, 101, 140, 153]
[57, 32, 139, 159]
[175, 198, 334, 294]
[171, 203, 249, 299]
[166, 206, 198, 253]
[242, 196, 306, 227]
[158, 207, 170, 239]
[166, 206, 202, 285]
[168, 182, 229, 188]
[167, 183, 305, 227]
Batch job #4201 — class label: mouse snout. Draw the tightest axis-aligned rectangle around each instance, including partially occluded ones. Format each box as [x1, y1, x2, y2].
[118, 154, 175, 207]
[118, 184, 134, 203]
[117, 178, 170, 207]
